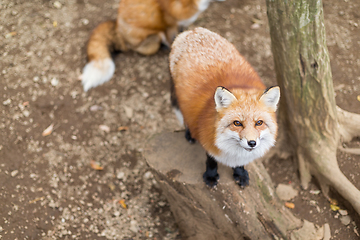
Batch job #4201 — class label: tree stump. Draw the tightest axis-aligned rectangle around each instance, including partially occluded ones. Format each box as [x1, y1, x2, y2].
[144, 131, 304, 240]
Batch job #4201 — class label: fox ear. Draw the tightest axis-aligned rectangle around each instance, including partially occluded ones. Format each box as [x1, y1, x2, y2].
[214, 87, 237, 112]
[259, 86, 280, 111]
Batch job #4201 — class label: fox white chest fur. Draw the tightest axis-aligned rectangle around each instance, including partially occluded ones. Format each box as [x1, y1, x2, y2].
[170, 27, 280, 187]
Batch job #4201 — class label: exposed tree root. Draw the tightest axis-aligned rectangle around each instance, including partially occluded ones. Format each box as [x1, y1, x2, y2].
[269, 106, 360, 216]
[337, 107, 360, 155]
[296, 141, 360, 215]
[339, 147, 360, 155]
[337, 106, 360, 142]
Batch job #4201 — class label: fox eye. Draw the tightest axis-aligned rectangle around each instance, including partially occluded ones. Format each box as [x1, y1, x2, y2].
[233, 120, 243, 127]
[255, 120, 264, 126]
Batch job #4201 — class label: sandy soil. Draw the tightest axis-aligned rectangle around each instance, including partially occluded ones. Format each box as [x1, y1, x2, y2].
[0, 0, 359, 239]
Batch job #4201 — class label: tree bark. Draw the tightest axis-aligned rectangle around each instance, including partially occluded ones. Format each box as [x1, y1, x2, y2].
[144, 132, 303, 240]
[266, 0, 360, 215]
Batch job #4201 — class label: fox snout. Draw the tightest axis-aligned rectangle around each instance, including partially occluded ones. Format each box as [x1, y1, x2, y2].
[247, 140, 256, 148]
[240, 129, 259, 149]
[239, 137, 258, 151]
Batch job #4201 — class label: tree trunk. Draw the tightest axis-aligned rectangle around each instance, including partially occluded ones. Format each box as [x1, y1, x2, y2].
[266, 0, 360, 215]
[144, 132, 306, 240]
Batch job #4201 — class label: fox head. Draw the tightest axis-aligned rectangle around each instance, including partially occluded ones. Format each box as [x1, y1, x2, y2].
[213, 86, 280, 166]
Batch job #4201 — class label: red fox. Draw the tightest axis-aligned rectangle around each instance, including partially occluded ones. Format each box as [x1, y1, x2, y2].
[170, 27, 280, 187]
[81, 0, 223, 92]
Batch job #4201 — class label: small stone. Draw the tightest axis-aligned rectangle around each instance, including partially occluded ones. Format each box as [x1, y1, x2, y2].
[323, 223, 331, 240]
[81, 19, 89, 25]
[11, 170, 19, 177]
[53, 1, 62, 9]
[309, 189, 321, 195]
[51, 78, 59, 86]
[129, 220, 139, 233]
[30, 173, 38, 179]
[90, 105, 102, 111]
[158, 201, 166, 207]
[0, 226, 3, 232]
[123, 106, 133, 119]
[339, 209, 348, 216]
[290, 220, 323, 240]
[340, 215, 351, 225]
[250, 23, 260, 29]
[23, 110, 30, 117]
[117, 171, 125, 180]
[99, 125, 110, 133]
[3, 99, 11, 106]
[276, 184, 298, 201]
[143, 171, 153, 179]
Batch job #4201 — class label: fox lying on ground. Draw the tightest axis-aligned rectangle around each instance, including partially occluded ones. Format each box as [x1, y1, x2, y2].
[81, 0, 223, 92]
[170, 27, 280, 187]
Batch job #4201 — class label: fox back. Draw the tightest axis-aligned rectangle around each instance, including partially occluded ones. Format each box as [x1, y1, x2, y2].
[170, 27, 280, 168]
[82, 0, 222, 92]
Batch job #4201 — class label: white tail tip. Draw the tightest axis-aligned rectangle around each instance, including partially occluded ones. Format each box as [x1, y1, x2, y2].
[81, 58, 115, 92]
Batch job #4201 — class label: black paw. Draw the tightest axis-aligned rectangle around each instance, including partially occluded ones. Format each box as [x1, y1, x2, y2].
[203, 171, 219, 187]
[185, 128, 196, 144]
[233, 166, 249, 188]
[203, 154, 218, 187]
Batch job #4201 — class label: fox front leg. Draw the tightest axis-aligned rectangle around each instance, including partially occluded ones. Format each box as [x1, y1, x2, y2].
[203, 154, 219, 187]
[233, 166, 249, 187]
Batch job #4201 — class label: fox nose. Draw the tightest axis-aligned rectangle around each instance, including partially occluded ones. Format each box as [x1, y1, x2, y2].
[248, 140, 256, 148]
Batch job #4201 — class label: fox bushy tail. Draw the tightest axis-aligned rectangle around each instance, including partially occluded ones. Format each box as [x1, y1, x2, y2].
[81, 20, 123, 92]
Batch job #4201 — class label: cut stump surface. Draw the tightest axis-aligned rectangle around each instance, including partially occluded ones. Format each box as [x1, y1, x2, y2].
[144, 131, 305, 240]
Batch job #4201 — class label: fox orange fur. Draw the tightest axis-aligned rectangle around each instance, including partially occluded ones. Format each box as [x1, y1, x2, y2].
[81, 0, 223, 92]
[170, 27, 280, 187]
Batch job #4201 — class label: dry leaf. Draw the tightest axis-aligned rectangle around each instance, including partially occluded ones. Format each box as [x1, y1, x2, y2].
[285, 202, 295, 209]
[108, 183, 115, 191]
[329, 198, 338, 205]
[22, 101, 29, 107]
[28, 196, 45, 204]
[118, 199, 127, 209]
[118, 126, 129, 131]
[330, 204, 340, 211]
[99, 125, 110, 133]
[90, 160, 103, 170]
[5, 32, 17, 38]
[42, 123, 54, 136]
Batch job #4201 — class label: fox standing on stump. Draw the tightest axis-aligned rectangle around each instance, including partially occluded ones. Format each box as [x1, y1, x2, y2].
[170, 27, 280, 187]
[81, 0, 223, 92]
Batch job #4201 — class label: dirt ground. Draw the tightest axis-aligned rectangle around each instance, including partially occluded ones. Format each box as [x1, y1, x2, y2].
[1, 0, 359, 239]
